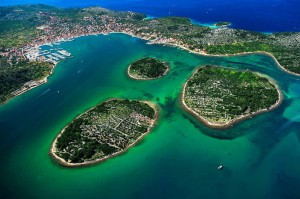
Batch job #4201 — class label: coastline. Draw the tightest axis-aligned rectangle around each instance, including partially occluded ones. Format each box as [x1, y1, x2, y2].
[3, 27, 298, 106]
[39, 31, 300, 79]
[49, 99, 159, 168]
[145, 39, 300, 77]
[0, 31, 146, 106]
[180, 68, 283, 129]
[1, 62, 56, 106]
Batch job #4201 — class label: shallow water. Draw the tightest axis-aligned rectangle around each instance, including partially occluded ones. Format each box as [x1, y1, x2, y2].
[0, 34, 299, 199]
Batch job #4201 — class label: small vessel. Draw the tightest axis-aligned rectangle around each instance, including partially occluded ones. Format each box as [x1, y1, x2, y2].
[217, 165, 224, 170]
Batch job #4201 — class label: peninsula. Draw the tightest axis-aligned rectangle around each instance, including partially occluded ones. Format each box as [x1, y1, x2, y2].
[128, 57, 169, 80]
[50, 99, 158, 167]
[0, 4, 299, 104]
[214, 22, 231, 27]
[182, 65, 282, 128]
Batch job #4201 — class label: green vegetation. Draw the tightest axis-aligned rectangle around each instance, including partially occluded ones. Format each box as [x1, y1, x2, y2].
[0, 20, 40, 48]
[0, 4, 298, 107]
[204, 40, 300, 74]
[0, 5, 149, 105]
[0, 61, 53, 103]
[0, 5, 53, 48]
[53, 99, 157, 164]
[215, 22, 231, 27]
[131, 17, 300, 74]
[128, 57, 168, 79]
[183, 65, 280, 126]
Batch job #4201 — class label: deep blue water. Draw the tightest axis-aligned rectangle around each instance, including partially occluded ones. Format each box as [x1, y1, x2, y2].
[0, 0, 299, 32]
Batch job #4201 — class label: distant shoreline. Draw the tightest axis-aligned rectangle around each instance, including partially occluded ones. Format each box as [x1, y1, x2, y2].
[49, 99, 159, 168]
[3, 27, 297, 107]
[180, 68, 283, 129]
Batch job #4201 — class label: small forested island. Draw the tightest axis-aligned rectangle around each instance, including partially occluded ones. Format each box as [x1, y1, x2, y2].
[50, 99, 158, 167]
[182, 65, 281, 128]
[128, 57, 169, 80]
[214, 22, 231, 27]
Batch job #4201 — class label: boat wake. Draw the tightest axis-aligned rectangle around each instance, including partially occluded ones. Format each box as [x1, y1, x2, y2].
[38, 88, 51, 97]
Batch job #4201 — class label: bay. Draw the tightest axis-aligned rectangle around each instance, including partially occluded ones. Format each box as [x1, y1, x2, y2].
[0, 33, 299, 198]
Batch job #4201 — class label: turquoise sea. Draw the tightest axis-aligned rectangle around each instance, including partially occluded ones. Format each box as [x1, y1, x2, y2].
[0, 33, 300, 198]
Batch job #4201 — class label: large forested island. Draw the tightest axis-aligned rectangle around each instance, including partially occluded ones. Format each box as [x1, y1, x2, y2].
[182, 66, 281, 128]
[0, 4, 299, 104]
[51, 99, 158, 167]
[128, 57, 169, 80]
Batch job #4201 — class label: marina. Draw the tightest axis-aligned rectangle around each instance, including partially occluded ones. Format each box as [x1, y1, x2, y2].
[24, 45, 73, 64]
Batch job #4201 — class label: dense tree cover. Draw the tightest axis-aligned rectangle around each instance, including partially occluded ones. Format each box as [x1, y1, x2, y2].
[56, 118, 88, 149]
[54, 99, 156, 164]
[0, 61, 52, 103]
[118, 99, 156, 119]
[269, 47, 300, 74]
[205, 42, 273, 54]
[156, 17, 192, 25]
[93, 99, 155, 119]
[184, 65, 279, 124]
[129, 57, 168, 79]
